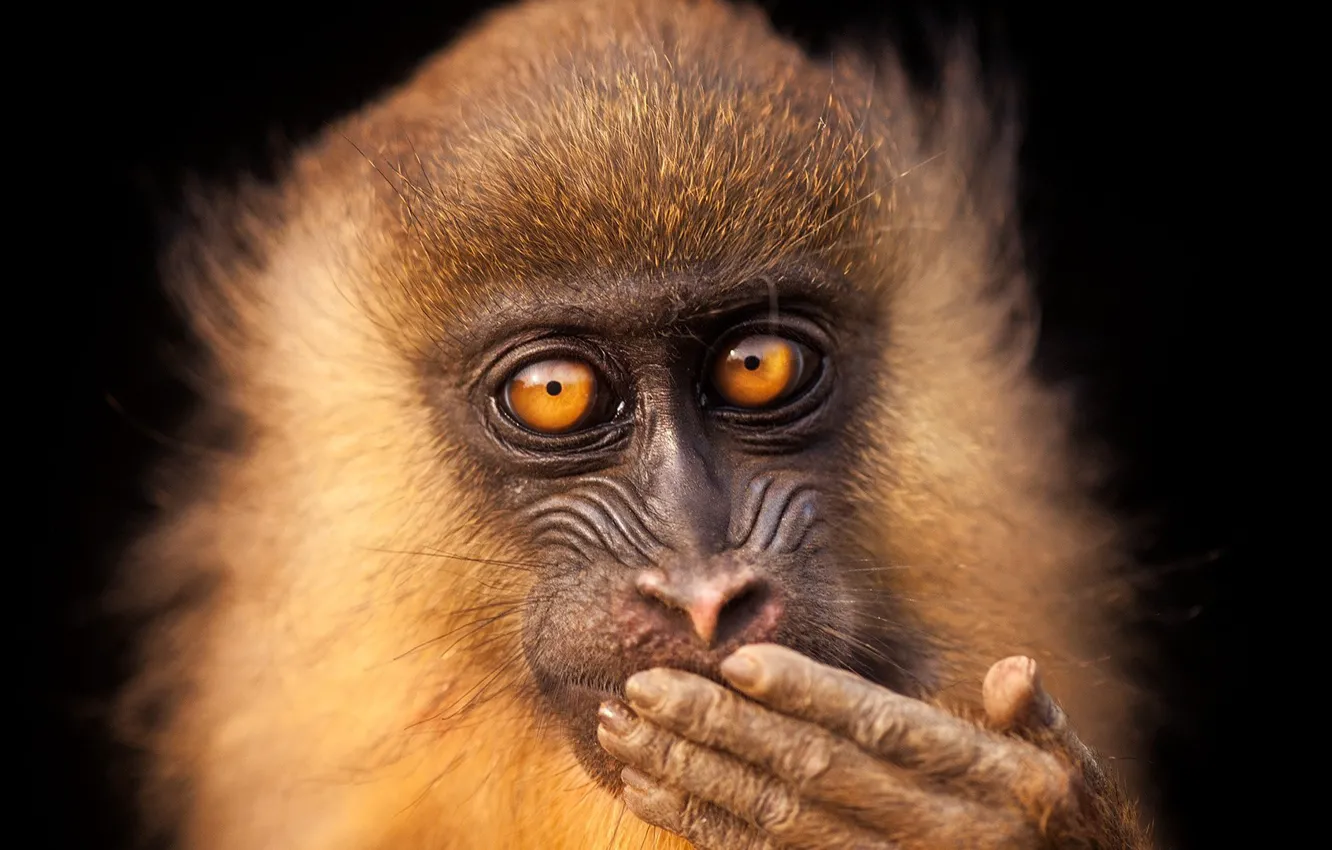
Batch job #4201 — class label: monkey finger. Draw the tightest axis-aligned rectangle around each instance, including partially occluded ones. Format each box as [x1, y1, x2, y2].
[721, 645, 1075, 801]
[619, 769, 776, 850]
[598, 702, 896, 849]
[721, 644, 987, 768]
[982, 656, 1064, 733]
[982, 656, 1101, 782]
[625, 667, 983, 834]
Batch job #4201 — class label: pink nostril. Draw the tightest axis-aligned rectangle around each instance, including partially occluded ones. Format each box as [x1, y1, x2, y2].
[635, 568, 770, 647]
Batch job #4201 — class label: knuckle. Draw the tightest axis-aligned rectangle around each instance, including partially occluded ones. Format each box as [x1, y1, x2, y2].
[681, 671, 716, 707]
[682, 684, 726, 737]
[657, 732, 694, 780]
[1014, 751, 1084, 822]
[750, 781, 800, 833]
[776, 730, 833, 786]
[630, 723, 677, 773]
[857, 697, 908, 752]
[625, 714, 664, 751]
[677, 795, 713, 835]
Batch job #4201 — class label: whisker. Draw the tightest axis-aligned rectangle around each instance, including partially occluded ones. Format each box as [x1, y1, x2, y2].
[361, 545, 541, 572]
[417, 548, 550, 572]
[605, 797, 629, 850]
[393, 608, 521, 661]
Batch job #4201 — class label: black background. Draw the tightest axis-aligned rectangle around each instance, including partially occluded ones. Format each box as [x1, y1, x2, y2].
[46, 2, 1248, 847]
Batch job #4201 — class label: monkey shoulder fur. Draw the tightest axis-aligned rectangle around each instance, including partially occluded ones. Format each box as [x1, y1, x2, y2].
[117, 0, 1156, 847]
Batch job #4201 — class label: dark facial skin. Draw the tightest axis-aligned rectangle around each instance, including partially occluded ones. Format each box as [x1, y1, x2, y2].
[432, 266, 916, 786]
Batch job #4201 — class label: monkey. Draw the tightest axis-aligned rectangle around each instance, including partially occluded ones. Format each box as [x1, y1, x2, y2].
[113, 0, 1159, 847]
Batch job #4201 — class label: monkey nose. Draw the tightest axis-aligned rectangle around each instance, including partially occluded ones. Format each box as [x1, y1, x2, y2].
[634, 568, 769, 647]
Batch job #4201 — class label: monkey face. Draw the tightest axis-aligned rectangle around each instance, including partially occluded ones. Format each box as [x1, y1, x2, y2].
[326, 0, 942, 791]
[114, 2, 1139, 840]
[418, 265, 922, 786]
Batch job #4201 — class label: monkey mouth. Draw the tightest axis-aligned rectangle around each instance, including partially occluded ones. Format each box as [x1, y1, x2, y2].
[528, 582, 848, 790]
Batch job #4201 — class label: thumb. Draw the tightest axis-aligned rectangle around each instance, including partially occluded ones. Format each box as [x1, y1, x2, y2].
[982, 655, 1065, 733]
[983, 656, 1103, 782]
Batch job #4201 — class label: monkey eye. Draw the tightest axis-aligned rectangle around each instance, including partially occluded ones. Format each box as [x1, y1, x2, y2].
[708, 334, 820, 410]
[502, 358, 612, 434]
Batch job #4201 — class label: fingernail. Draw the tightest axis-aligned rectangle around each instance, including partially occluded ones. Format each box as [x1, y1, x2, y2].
[721, 652, 760, 688]
[598, 700, 634, 735]
[621, 767, 654, 791]
[625, 672, 665, 709]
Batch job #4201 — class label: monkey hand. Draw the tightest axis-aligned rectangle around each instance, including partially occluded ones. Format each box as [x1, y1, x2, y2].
[596, 644, 1152, 849]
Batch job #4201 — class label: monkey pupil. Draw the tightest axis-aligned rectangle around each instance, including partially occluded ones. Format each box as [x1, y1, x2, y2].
[546, 380, 562, 395]
[743, 355, 761, 371]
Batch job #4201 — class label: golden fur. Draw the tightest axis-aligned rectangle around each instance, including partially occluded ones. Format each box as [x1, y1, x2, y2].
[116, 1, 1143, 847]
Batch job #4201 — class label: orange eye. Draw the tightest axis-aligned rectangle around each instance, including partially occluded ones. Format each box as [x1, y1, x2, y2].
[504, 359, 602, 434]
[710, 334, 818, 409]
